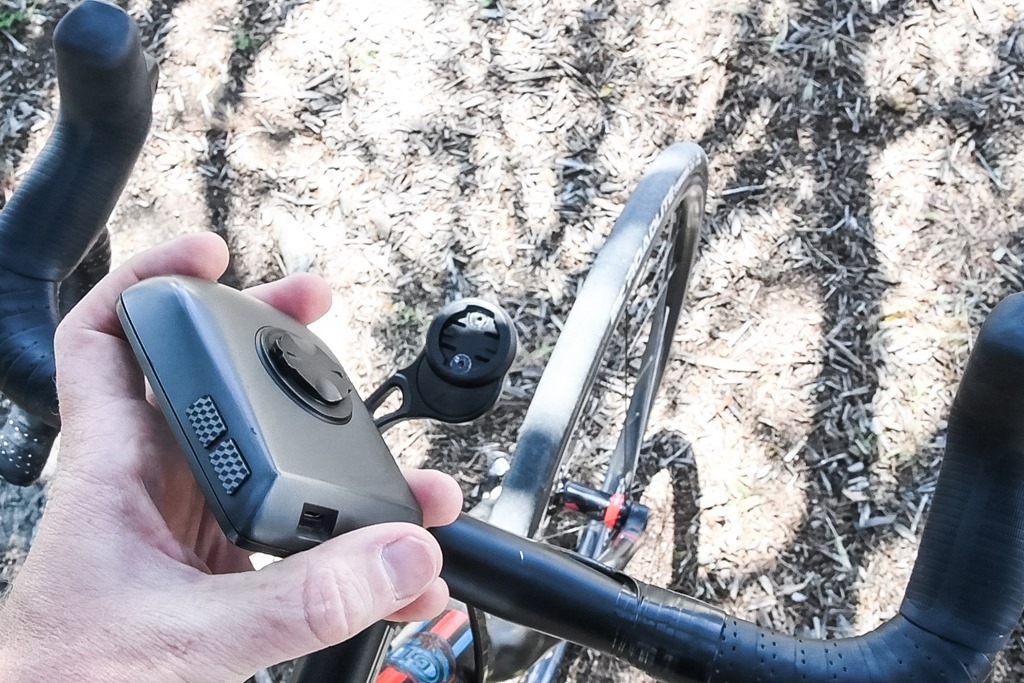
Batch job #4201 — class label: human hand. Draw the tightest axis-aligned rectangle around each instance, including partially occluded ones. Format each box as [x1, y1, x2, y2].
[0, 233, 463, 682]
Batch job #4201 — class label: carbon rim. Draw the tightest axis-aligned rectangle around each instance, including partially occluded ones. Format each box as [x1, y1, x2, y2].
[539, 179, 703, 550]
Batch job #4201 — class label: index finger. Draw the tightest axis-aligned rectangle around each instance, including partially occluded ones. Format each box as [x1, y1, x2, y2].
[54, 232, 230, 416]
[56, 234, 336, 415]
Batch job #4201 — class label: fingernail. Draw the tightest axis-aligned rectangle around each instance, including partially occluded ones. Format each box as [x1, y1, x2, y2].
[381, 536, 439, 600]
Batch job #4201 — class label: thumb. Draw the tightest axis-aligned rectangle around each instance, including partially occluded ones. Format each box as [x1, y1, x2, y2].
[196, 523, 444, 671]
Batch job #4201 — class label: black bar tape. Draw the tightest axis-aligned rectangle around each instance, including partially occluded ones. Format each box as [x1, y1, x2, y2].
[0, 0, 155, 279]
[0, 404, 58, 486]
[704, 615, 991, 683]
[900, 292, 1024, 653]
[590, 295, 1024, 682]
[0, 0, 156, 433]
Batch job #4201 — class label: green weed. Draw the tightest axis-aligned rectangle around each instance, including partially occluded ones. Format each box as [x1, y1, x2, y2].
[233, 28, 264, 52]
[0, 7, 30, 32]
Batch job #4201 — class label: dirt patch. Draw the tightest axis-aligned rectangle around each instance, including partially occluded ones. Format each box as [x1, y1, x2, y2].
[2, 0, 1024, 681]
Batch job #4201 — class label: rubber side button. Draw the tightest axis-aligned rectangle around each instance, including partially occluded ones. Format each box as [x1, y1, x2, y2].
[208, 438, 250, 495]
[186, 395, 227, 447]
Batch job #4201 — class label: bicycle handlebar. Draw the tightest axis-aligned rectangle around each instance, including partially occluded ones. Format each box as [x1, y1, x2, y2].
[900, 293, 1024, 653]
[434, 293, 1024, 681]
[436, 518, 991, 682]
[5, 2, 1024, 680]
[0, 0, 155, 428]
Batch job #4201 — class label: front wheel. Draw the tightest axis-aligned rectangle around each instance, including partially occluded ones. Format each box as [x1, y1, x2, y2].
[484, 143, 707, 682]
[489, 142, 708, 544]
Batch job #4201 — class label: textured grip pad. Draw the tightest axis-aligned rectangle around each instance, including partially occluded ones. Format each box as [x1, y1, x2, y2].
[208, 439, 250, 495]
[186, 395, 228, 447]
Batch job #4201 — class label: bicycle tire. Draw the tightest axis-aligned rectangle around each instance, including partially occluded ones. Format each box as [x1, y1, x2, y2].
[487, 142, 707, 545]
[490, 142, 708, 683]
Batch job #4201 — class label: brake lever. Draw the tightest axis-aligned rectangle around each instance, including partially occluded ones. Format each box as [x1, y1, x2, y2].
[366, 298, 517, 432]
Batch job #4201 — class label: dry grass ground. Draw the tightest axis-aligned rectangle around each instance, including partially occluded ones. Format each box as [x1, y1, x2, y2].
[2, 0, 1023, 680]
